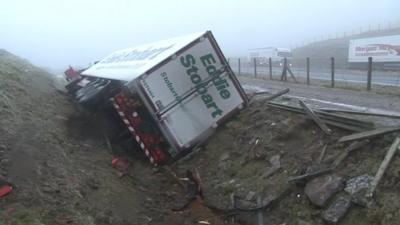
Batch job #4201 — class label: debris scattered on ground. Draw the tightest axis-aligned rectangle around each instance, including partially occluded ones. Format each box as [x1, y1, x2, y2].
[267, 101, 375, 132]
[111, 156, 130, 177]
[0, 185, 13, 198]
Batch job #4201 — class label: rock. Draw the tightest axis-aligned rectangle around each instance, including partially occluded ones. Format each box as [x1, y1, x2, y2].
[322, 196, 352, 224]
[245, 191, 256, 201]
[269, 154, 281, 168]
[165, 190, 176, 198]
[41, 182, 60, 193]
[86, 178, 100, 190]
[304, 174, 344, 207]
[219, 152, 230, 161]
[298, 219, 313, 225]
[0, 159, 11, 167]
[45, 160, 58, 168]
[344, 174, 373, 196]
[263, 154, 281, 178]
[0, 144, 6, 151]
[236, 198, 257, 209]
[1, 170, 8, 177]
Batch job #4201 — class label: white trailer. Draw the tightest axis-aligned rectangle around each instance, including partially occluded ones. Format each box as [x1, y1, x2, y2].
[68, 31, 248, 165]
[348, 35, 400, 70]
[248, 47, 292, 66]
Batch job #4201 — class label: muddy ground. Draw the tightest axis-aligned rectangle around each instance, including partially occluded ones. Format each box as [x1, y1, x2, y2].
[1, 49, 400, 225]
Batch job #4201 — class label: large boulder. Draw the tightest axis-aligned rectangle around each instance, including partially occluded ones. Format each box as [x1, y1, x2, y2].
[304, 174, 344, 207]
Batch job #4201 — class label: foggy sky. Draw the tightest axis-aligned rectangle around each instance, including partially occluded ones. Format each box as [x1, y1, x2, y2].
[1, 0, 399, 71]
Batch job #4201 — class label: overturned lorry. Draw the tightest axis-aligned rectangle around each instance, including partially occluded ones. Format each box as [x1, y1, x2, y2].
[66, 31, 248, 165]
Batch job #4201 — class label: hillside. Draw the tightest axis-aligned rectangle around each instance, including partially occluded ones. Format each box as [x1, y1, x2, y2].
[292, 27, 400, 68]
[0, 50, 166, 225]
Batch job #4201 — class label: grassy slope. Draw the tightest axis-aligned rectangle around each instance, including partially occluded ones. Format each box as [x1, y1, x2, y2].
[292, 27, 400, 68]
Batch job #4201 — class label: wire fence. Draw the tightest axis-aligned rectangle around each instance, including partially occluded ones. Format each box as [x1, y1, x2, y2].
[228, 57, 400, 93]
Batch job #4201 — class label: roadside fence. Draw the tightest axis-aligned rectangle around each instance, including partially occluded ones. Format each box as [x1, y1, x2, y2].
[227, 57, 400, 92]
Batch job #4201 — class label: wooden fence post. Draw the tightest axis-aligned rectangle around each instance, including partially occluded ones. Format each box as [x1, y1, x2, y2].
[331, 57, 335, 88]
[269, 58, 272, 80]
[238, 58, 241, 75]
[367, 57, 372, 91]
[254, 58, 257, 77]
[282, 58, 288, 81]
[306, 57, 310, 85]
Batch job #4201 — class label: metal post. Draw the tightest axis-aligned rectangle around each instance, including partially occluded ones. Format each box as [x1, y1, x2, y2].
[306, 57, 310, 85]
[269, 57, 272, 80]
[254, 58, 257, 77]
[367, 57, 372, 91]
[238, 58, 241, 75]
[256, 196, 264, 225]
[331, 57, 335, 88]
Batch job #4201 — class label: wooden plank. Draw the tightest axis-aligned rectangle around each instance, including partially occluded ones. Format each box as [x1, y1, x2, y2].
[331, 140, 370, 169]
[263, 88, 290, 101]
[267, 102, 374, 129]
[366, 137, 400, 197]
[266, 102, 372, 132]
[323, 120, 366, 132]
[317, 144, 328, 164]
[299, 100, 332, 135]
[287, 168, 332, 182]
[249, 88, 289, 102]
[320, 108, 400, 119]
[315, 110, 375, 129]
[287, 67, 298, 83]
[338, 126, 400, 143]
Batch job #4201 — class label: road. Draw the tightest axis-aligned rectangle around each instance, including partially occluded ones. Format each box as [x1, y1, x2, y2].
[238, 76, 400, 126]
[230, 64, 400, 86]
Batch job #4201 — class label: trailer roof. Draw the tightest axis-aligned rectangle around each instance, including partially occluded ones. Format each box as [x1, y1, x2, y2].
[82, 32, 205, 81]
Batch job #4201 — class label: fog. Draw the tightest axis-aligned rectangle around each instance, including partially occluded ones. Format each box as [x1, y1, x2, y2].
[1, 0, 399, 71]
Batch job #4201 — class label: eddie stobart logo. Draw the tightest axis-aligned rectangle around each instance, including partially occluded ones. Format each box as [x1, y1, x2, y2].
[180, 53, 231, 119]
